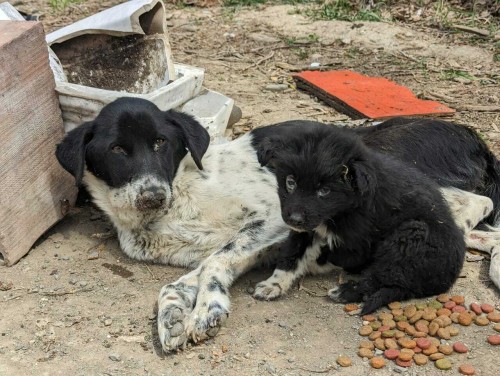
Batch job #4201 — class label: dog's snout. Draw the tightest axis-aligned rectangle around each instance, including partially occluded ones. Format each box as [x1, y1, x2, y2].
[288, 212, 305, 225]
[136, 186, 167, 211]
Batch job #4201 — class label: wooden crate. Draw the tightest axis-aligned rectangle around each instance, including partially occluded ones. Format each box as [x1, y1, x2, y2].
[0, 21, 77, 266]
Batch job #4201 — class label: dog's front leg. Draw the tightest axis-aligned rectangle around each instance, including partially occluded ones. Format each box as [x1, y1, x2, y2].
[254, 231, 336, 300]
[158, 219, 288, 352]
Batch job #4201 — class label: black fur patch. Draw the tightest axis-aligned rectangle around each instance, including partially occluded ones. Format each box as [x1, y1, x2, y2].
[207, 277, 227, 295]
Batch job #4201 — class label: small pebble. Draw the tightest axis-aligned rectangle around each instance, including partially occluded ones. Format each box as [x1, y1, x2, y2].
[79, 281, 88, 287]
[246, 286, 255, 294]
[435, 358, 452, 370]
[87, 251, 99, 260]
[264, 84, 288, 92]
[393, 365, 408, 373]
[104, 319, 112, 326]
[453, 342, 468, 353]
[480, 303, 494, 313]
[109, 354, 121, 362]
[487, 335, 500, 345]
[370, 357, 386, 369]
[336, 355, 352, 367]
[198, 353, 205, 359]
[374, 349, 384, 356]
[459, 364, 475, 375]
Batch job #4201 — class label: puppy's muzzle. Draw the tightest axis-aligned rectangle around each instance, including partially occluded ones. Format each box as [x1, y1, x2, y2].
[135, 187, 167, 211]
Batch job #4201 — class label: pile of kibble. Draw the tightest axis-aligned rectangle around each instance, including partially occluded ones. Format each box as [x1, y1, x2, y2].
[338, 294, 500, 374]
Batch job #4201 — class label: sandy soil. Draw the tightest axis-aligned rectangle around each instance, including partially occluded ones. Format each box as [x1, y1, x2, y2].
[1, 1, 499, 375]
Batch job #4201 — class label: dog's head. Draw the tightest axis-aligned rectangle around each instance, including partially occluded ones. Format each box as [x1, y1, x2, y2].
[258, 126, 376, 232]
[56, 97, 210, 215]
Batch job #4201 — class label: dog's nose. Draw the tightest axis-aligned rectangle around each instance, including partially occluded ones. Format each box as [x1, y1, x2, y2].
[136, 187, 167, 211]
[288, 212, 305, 226]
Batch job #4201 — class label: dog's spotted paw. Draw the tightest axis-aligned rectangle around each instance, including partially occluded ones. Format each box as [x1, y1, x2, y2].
[253, 281, 283, 300]
[185, 301, 229, 343]
[157, 282, 197, 353]
[328, 281, 363, 303]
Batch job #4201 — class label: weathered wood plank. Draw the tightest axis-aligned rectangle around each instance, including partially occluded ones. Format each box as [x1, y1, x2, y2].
[0, 21, 77, 266]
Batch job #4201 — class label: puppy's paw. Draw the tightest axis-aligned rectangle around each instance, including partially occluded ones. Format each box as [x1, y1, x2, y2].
[253, 281, 283, 301]
[157, 283, 197, 353]
[185, 300, 229, 343]
[328, 281, 363, 303]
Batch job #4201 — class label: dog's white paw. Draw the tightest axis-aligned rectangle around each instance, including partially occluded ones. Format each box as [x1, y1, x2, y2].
[157, 282, 197, 352]
[253, 269, 296, 300]
[490, 246, 500, 290]
[253, 280, 284, 300]
[184, 298, 229, 343]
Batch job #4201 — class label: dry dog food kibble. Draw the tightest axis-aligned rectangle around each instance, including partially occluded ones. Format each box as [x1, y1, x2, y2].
[458, 312, 473, 326]
[453, 305, 466, 313]
[359, 340, 374, 350]
[336, 355, 352, 367]
[398, 349, 414, 361]
[436, 294, 450, 303]
[487, 312, 500, 323]
[358, 348, 374, 359]
[429, 352, 445, 361]
[413, 354, 428, 365]
[451, 295, 465, 305]
[444, 301, 456, 310]
[370, 357, 386, 369]
[395, 358, 412, 367]
[494, 323, 500, 332]
[459, 364, 476, 375]
[487, 335, 500, 345]
[384, 349, 400, 360]
[470, 303, 482, 315]
[435, 358, 452, 370]
[480, 303, 494, 313]
[474, 316, 489, 326]
[416, 338, 431, 350]
[359, 325, 373, 336]
[438, 344, 453, 355]
[453, 342, 468, 353]
[384, 338, 398, 349]
[344, 304, 359, 312]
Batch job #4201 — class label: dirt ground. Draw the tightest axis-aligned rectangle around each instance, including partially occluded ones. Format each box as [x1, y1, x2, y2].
[1, 1, 500, 375]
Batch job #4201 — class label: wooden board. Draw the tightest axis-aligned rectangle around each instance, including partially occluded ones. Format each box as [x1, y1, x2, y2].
[294, 70, 455, 119]
[0, 21, 77, 266]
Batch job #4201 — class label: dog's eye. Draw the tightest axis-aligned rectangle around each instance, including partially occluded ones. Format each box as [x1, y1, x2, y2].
[286, 175, 296, 193]
[318, 187, 331, 197]
[154, 138, 166, 152]
[111, 145, 126, 155]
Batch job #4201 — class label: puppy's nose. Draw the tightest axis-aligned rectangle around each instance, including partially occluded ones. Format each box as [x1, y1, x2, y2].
[288, 212, 305, 226]
[136, 187, 166, 211]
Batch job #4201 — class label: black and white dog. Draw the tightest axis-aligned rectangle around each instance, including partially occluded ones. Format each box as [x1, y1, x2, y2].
[56, 97, 500, 352]
[256, 124, 468, 313]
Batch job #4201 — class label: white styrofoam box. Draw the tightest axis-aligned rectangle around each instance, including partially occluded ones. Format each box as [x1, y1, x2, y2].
[180, 89, 235, 139]
[58, 63, 204, 132]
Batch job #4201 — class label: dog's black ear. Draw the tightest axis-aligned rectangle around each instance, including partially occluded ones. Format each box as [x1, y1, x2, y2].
[257, 136, 286, 167]
[55, 122, 94, 187]
[166, 110, 210, 170]
[349, 160, 376, 196]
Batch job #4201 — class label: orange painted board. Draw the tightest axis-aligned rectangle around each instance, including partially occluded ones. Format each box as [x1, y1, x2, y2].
[294, 70, 455, 119]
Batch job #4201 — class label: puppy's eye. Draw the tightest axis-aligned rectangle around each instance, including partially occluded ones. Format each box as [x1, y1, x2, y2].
[318, 187, 331, 197]
[286, 175, 296, 193]
[111, 145, 126, 155]
[154, 138, 166, 152]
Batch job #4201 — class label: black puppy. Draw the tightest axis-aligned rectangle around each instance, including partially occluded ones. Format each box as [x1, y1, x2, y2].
[259, 125, 466, 313]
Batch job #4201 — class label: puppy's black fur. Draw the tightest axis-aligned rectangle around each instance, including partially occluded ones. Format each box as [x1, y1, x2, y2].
[259, 125, 466, 314]
[252, 118, 500, 225]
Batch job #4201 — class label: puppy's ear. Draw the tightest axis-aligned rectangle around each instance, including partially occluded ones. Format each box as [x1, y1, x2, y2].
[55, 122, 94, 187]
[257, 136, 285, 167]
[348, 160, 376, 196]
[166, 110, 210, 170]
